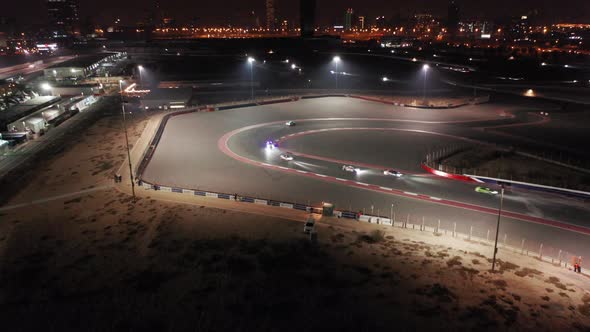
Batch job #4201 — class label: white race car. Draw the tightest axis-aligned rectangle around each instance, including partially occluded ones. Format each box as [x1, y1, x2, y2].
[285, 121, 296, 126]
[383, 169, 403, 177]
[280, 153, 294, 161]
[342, 165, 361, 173]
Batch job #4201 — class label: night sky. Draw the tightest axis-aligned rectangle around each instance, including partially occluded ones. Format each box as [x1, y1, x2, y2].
[3, 0, 588, 26]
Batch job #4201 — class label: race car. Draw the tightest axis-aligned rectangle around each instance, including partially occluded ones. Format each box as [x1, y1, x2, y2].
[285, 121, 296, 126]
[475, 186, 499, 195]
[342, 165, 361, 173]
[265, 140, 278, 149]
[383, 169, 403, 177]
[280, 153, 294, 161]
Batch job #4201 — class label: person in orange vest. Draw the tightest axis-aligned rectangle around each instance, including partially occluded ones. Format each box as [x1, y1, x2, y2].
[572, 256, 582, 273]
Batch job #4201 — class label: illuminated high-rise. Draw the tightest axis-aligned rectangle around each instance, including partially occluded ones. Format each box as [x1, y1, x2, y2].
[344, 8, 354, 31]
[47, 0, 79, 38]
[447, 0, 460, 36]
[266, 0, 275, 31]
[300, 0, 316, 38]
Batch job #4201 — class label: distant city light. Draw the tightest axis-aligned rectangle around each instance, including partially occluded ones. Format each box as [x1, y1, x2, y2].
[247, 57, 255, 63]
[423, 64, 429, 71]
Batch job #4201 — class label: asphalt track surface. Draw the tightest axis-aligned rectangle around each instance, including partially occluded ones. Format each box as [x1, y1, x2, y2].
[142, 97, 590, 259]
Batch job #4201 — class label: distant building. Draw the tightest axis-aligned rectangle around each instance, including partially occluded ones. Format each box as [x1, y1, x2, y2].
[345, 8, 354, 31]
[43, 52, 126, 81]
[266, 0, 275, 31]
[447, 1, 460, 36]
[47, 0, 79, 38]
[300, 0, 316, 38]
[358, 16, 365, 30]
[141, 88, 192, 110]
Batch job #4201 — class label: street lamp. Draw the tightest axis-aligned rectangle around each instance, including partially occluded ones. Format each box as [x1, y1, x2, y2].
[333, 56, 341, 89]
[390, 203, 394, 222]
[247, 57, 255, 100]
[137, 65, 143, 87]
[491, 185, 505, 272]
[382, 76, 389, 82]
[119, 80, 136, 200]
[422, 64, 429, 105]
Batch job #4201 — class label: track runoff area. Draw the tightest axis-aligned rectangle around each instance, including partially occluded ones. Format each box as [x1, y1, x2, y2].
[141, 96, 590, 259]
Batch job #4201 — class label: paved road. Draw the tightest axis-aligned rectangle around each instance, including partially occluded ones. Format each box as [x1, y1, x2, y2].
[142, 96, 590, 259]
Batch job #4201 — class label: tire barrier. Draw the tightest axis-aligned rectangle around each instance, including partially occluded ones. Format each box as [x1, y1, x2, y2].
[142, 180, 319, 215]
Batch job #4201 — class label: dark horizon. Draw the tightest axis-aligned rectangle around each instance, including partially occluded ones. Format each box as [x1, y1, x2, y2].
[2, 0, 589, 27]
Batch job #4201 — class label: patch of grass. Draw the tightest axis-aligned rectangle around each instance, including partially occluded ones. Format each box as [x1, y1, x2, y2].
[447, 256, 462, 268]
[514, 267, 543, 278]
[356, 230, 385, 244]
[491, 279, 508, 289]
[545, 276, 567, 290]
[414, 283, 457, 303]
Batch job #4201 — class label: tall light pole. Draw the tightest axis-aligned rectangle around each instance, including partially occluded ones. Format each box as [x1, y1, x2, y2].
[390, 203, 394, 222]
[333, 56, 341, 89]
[137, 65, 143, 88]
[422, 64, 429, 105]
[247, 57, 255, 100]
[491, 185, 505, 272]
[119, 80, 136, 200]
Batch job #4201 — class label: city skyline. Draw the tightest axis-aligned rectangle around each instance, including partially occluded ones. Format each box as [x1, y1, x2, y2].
[3, 0, 588, 27]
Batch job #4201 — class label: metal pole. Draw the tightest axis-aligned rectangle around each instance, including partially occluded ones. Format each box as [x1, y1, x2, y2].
[423, 70, 427, 104]
[390, 204, 393, 222]
[491, 186, 505, 271]
[249, 63, 254, 101]
[335, 62, 339, 89]
[121, 93, 136, 200]
[119, 81, 135, 199]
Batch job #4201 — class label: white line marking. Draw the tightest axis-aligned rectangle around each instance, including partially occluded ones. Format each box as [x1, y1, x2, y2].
[357, 182, 369, 186]
[430, 197, 442, 201]
[379, 186, 392, 190]
[262, 163, 272, 167]
[297, 170, 308, 174]
[404, 191, 419, 196]
[278, 166, 288, 170]
[315, 173, 328, 177]
[336, 178, 347, 181]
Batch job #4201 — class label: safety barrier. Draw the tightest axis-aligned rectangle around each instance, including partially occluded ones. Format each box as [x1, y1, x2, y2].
[349, 95, 477, 109]
[141, 180, 316, 214]
[420, 163, 477, 182]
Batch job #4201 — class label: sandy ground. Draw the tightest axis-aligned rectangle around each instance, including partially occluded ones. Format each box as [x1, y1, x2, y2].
[1, 105, 590, 331]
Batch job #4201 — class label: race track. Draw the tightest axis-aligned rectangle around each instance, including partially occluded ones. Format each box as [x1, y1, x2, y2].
[142, 96, 590, 258]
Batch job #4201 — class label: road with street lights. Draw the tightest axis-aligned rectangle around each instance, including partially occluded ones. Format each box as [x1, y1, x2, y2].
[141, 96, 590, 259]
